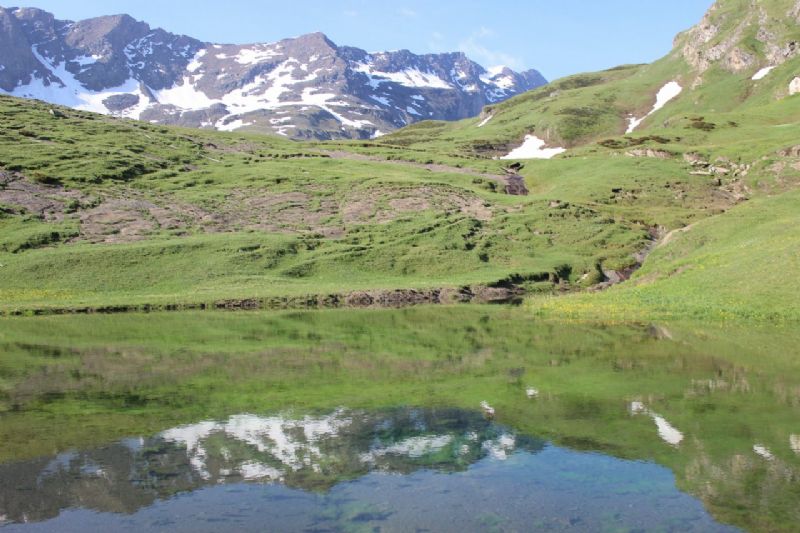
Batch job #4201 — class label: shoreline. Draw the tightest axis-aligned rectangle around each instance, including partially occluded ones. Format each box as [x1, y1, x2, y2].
[0, 284, 526, 317]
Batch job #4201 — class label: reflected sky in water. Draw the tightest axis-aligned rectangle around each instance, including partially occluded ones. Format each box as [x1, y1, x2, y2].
[0, 408, 736, 532]
[1, 307, 799, 531]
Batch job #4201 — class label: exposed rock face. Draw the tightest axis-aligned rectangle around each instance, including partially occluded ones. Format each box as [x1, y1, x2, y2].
[626, 148, 673, 159]
[790, 0, 800, 22]
[0, 6, 547, 139]
[678, 3, 754, 75]
[676, 0, 800, 84]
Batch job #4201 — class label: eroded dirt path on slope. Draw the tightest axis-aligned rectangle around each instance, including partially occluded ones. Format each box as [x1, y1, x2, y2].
[318, 150, 528, 195]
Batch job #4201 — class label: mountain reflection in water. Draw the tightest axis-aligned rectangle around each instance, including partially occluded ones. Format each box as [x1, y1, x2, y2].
[1, 307, 799, 531]
[0, 407, 737, 532]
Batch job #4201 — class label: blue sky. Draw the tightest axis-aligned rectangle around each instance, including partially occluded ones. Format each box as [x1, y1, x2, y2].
[15, 1, 712, 79]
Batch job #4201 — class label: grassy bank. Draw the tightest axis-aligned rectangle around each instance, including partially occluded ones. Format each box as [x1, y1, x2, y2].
[530, 190, 800, 321]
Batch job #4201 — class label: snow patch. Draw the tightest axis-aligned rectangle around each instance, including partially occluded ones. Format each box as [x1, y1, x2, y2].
[652, 415, 684, 446]
[629, 401, 647, 414]
[217, 118, 254, 132]
[482, 434, 516, 460]
[154, 76, 216, 109]
[74, 54, 102, 67]
[0, 45, 149, 119]
[629, 401, 684, 447]
[751, 66, 775, 80]
[477, 114, 493, 128]
[240, 461, 283, 481]
[273, 124, 296, 136]
[236, 46, 281, 65]
[791, 435, 800, 454]
[186, 49, 207, 73]
[789, 77, 800, 95]
[162, 411, 354, 479]
[354, 63, 451, 89]
[480, 66, 518, 101]
[500, 135, 566, 160]
[753, 444, 774, 460]
[626, 81, 683, 134]
[483, 74, 514, 90]
[362, 435, 453, 462]
[298, 87, 373, 128]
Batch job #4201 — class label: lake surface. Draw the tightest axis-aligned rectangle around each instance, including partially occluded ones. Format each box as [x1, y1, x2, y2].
[0, 306, 798, 532]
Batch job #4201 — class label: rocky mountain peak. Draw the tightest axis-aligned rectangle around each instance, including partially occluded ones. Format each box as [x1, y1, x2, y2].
[287, 31, 338, 51]
[0, 7, 51, 91]
[5, 6, 62, 45]
[65, 14, 149, 53]
[0, 6, 548, 139]
[520, 68, 548, 87]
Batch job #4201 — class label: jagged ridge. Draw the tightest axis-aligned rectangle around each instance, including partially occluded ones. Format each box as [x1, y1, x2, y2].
[0, 5, 547, 139]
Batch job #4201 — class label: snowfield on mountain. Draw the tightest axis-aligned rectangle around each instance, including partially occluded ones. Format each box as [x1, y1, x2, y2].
[0, 7, 546, 139]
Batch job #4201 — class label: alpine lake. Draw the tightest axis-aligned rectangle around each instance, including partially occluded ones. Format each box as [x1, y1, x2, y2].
[0, 305, 798, 532]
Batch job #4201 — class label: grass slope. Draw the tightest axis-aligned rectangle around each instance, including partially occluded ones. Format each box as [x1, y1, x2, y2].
[0, 95, 685, 313]
[533, 189, 800, 320]
[1, 0, 800, 318]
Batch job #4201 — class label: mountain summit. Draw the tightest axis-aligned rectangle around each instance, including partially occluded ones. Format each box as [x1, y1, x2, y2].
[0, 6, 547, 139]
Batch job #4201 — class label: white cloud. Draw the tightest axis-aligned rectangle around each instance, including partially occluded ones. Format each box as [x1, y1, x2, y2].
[458, 27, 522, 70]
[343, 9, 358, 17]
[397, 7, 417, 17]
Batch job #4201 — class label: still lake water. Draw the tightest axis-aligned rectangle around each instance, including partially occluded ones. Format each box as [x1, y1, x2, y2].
[0, 306, 798, 532]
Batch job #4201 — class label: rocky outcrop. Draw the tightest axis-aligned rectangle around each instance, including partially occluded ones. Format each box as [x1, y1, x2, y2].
[0, 7, 51, 91]
[626, 148, 673, 159]
[0, 7, 547, 140]
[676, 0, 800, 85]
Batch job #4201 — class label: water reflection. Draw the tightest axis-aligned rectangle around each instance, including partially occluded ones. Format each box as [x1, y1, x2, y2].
[1, 307, 799, 531]
[0, 408, 736, 532]
[159, 408, 532, 486]
[629, 401, 684, 446]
